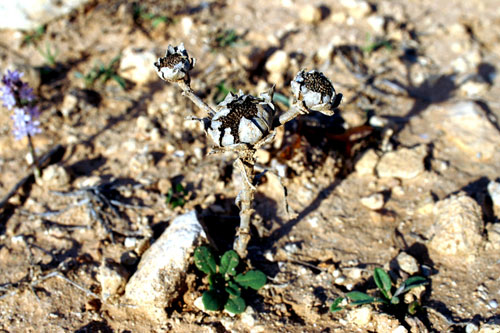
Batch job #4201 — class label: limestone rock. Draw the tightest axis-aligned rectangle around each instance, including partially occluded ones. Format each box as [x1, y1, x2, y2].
[396, 252, 419, 275]
[429, 193, 484, 258]
[299, 4, 322, 23]
[119, 47, 157, 85]
[40, 164, 71, 189]
[376, 145, 427, 179]
[97, 261, 129, 301]
[339, 0, 372, 19]
[347, 306, 372, 327]
[355, 149, 379, 175]
[360, 193, 384, 210]
[124, 210, 205, 321]
[0, 0, 89, 30]
[265, 50, 290, 74]
[429, 101, 500, 161]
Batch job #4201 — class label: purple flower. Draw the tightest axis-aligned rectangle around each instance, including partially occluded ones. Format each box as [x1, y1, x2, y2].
[19, 83, 35, 102]
[1, 85, 16, 109]
[11, 107, 41, 140]
[2, 70, 23, 87]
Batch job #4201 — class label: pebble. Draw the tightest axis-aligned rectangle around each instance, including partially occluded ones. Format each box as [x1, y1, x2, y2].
[265, 50, 290, 74]
[180, 16, 193, 35]
[466, 323, 479, 333]
[427, 101, 500, 161]
[460, 80, 489, 97]
[429, 193, 484, 257]
[396, 252, 419, 275]
[124, 211, 205, 321]
[60, 94, 78, 118]
[367, 15, 385, 33]
[488, 299, 498, 309]
[97, 261, 129, 301]
[299, 4, 322, 23]
[40, 164, 71, 189]
[0, 0, 89, 29]
[340, 0, 372, 19]
[355, 149, 379, 175]
[255, 149, 271, 164]
[240, 306, 257, 328]
[488, 181, 500, 210]
[347, 306, 372, 327]
[119, 47, 157, 85]
[376, 145, 427, 179]
[360, 193, 384, 210]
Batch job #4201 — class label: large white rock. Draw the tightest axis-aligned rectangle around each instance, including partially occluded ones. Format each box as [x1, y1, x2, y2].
[124, 210, 205, 321]
[0, 1, 89, 30]
[119, 47, 158, 85]
[376, 145, 427, 179]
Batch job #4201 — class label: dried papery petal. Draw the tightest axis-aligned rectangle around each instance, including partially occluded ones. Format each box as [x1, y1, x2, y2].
[154, 43, 195, 82]
[206, 90, 275, 147]
[291, 69, 342, 115]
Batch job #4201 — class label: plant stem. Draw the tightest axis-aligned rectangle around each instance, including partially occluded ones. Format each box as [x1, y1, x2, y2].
[27, 134, 41, 181]
[177, 80, 216, 118]
[275, 104, 305, 127]
[233, 150, 256, 258]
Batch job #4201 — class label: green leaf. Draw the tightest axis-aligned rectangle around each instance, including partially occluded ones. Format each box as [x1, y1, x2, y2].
[234, 270, 267, 290]
[112, 75, 126, 89]
[272, 92, 290, 108]
[346, 291, 375, 305]
[374, 268, 392, 300]
[194, 246, 217, 275]
[390, 296, 400, 305]
[330, 297, 345, 312]
[402, 276, 427, 293]
[220, 250, 239, 276]
[225, 296, 246, 314]
[225, 281, 241, 297]
[202, 290, 226, 311]
[408, 300, 419, 315]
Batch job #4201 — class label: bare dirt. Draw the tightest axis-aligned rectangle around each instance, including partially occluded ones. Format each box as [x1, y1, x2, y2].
[0, 0, 499, 332]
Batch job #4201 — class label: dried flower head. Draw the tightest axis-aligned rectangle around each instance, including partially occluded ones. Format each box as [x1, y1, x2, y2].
[291, 69, 342, 115]
[154, 43, 195, 82]
[206, 89, 275, 147]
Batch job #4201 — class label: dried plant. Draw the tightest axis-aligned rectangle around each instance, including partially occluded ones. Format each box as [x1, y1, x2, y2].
[154, 43, 342, 257]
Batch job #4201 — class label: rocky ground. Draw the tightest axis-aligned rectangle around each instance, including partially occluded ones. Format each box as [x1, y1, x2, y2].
[0, 0, 499, 332]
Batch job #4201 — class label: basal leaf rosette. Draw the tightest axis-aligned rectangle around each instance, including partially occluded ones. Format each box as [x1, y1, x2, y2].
[291, 69, 342, 115]
[154, 43, 195, 82]
[206, 89, 275, 147]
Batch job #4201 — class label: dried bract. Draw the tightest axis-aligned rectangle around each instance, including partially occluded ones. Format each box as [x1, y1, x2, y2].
[206, 89, 275, 147]
[291, 69, 342, 115]
[154, 43, 195, 82]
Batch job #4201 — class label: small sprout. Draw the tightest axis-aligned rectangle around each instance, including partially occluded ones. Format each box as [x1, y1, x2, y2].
[206, 89, 275, 147]
[194, 246, 267, 314]
[291, 69, 342, 115]
[22, 25, 46, 47]
[165, 183, 188, 209]
[330, 268, 427, 315]
[211, 29, 241, 50]
[132, 4, 171, 29]
[154, 43, 195, 82]
[37, 43, 59, 67]
[75, 55, 126, 89]
[363, 34, 393, 54]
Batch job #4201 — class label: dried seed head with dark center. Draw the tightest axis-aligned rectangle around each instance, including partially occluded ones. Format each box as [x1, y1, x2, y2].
[154, 43, 195, 82]
[207, 90, 275, 147]
[291, 69, 342, 115]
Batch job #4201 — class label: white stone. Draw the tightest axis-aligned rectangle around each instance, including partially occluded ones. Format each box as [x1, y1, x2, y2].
[488, 181, 500, 209]
[396, 252, 419, 275]
[427, 101, 500, 161]
[0, 0, 89, 30]
[119, 47, 157, 85]
[40, 164, 71, 189]
[181, 16, 193, 35]
[355, 149, 379, 175]
[367, 15, 385, 34]
[347, 306, 372, 327]
[265, 50, 290, 74]
[60, 94, 78, 118]
[299, 4, 322, 23]
[392, 326, 408, 333]
[360, 193, 384, 210]
[340, 0, 372, 19]
[429, 193, 484, 257]
[376, 145, 426, 179]
[97, 262, 129, 301]
[125, 211, 205, 321]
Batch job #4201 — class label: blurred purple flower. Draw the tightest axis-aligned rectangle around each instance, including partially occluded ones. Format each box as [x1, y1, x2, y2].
[2, 69, 23, 87]
[1, 85, 16, 109]
[11, 107, 41, 140]
[19, 83, 35, 102]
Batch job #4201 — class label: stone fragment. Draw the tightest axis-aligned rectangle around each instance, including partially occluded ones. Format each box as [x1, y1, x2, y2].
[265, 50, 290, 74]
[355, 149, 379, 175]
[299, 4, 322, 23]
[360, 193, 384, 210]
[396, 252, 419, 275]
[488, 181, 500, 211]
[376, 145, 426, 179]
[124, 210, 205, 321]
[428, 101, 500, 161]
[40, 164, 71, 189]
[0, 0, 89, 30]
[97, 261, 129, 301]
[60, 94, 78, 118]
[347, 306, 372, 327]
[119, 47, 157, 85]
[340, 0, 372, 19]
[367, 15, 385, 34]
[429, 193, 484, 258]
[479, 323, 500, 333]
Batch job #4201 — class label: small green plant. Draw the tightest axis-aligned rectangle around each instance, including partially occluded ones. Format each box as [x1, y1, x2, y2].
[165, 183, 188, 209]
[194, 246, 267, 314]
[330, 268, 427, 315]
[133, 4, 171, 29]
[210, 29, 243, 51]
[362, 34, 393, 54]
[22, 25, 46, 47]
[37, 43, 58, 67]
[75, 55, 126, 89]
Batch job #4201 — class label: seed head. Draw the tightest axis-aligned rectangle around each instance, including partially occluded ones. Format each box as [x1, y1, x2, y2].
[291, 69, 342, 115]
[154, 43, 195, 82]
[206, 89, 275, 147]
